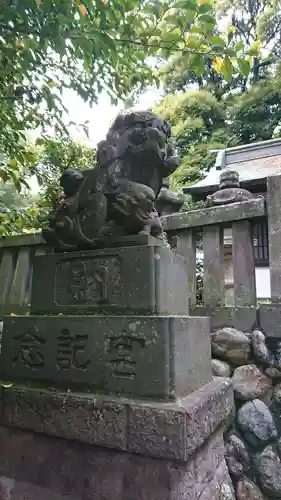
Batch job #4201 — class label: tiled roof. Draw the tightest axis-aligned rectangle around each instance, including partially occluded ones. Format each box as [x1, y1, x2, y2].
[183, 138, 281, 194]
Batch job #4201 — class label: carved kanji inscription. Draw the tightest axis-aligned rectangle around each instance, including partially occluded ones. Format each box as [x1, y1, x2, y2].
[54, 256, 121, 306]
[56, 328, 90, 370]
[1, 315, 174, 399]
[106, 334, 146, 380]
[12, 330, 46, 369]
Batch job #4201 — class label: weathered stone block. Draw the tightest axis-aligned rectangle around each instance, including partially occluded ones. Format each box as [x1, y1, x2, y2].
[162, 198, 265, 231]
[0, 424, 231, 499]
[30, 244, 188, 316]
[0, 315, 211, 400]
[198, 460, 236, 500]
[2, 387, 128, 452]
[232, 307, 258, 331]
[0, 477, 74, 500]
[183, 378, 234, 457]
[259, 303, 281, 338]
[126, 403, 186, 461]
[1, 378, 233, 462]
[127, 379, 233, 461]
[0, 427, 127, 500]
[191, 306, 257, 331]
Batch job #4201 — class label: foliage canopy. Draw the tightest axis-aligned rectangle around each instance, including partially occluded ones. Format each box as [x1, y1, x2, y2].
[155, 69, 281, 190]
[162, 0, 280, 95]
[0, 0, 253, 190]
[0, 138, 95, 235]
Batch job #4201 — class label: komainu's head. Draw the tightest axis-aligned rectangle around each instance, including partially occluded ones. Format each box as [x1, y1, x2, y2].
[96, 111, 175, 170]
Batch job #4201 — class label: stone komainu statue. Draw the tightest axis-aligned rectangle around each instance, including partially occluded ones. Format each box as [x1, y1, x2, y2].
[42, 111, 180, 250]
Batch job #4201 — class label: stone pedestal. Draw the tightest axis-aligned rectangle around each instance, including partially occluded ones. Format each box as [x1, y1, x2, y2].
[0, 237, 234, 498]
[30, 239, 189, 316]
[0, 238, 212, 401]
[0, 315, 211, 399]
[0, 378, 234, 500]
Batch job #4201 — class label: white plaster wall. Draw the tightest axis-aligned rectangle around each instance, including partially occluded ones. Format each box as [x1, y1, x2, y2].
[255, 267, 271, 299]
[224, 255, 271, 302]
[224, 254, 234, 306]
[223, 227, 271, 302]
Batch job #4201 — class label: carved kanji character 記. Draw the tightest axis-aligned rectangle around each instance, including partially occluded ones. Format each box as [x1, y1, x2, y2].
[56, 328, 90, 370]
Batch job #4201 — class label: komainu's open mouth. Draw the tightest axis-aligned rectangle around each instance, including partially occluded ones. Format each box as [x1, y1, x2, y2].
[135, 207, 149, 220]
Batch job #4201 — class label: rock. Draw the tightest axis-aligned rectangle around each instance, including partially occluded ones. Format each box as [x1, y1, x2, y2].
[212, 328, 251, 365]
[252, 330, 273, 366]
[219, 482, 236, 499]
[274, 341, 281, 371]
[225, 433, 251, 478]
[236, 478, 264, 499]
[265, 367, 281, 379]
[277, 437, 281, 457]
[272, 383, 281, 405]
[237, 399, 277, 447]
[212, 359, 232, 377]
[232, 364, 272, 401]
[255, 446, 281, 497]
[260, 388, 273, 408]
[271, 384, 281, 433]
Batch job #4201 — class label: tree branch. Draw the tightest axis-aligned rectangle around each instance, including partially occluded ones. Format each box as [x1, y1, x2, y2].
[0, 22, 222, 57]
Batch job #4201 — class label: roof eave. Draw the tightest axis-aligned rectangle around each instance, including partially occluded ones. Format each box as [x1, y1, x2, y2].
[182, 176, 267, 195]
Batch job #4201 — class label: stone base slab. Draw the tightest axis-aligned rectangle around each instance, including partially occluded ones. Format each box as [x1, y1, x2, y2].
[0, 315, 212, 400]
[198, 460, 235, 500]
[191, 306, 258, 331]
[0, 476, 69, 500]
[1, 378, 233, 462]
[259, 303, 281, 338]
[0, 424, 232, 500]
[30, 243, 189, 316]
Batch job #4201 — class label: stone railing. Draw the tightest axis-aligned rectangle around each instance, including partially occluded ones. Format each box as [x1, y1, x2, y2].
[0, 233, 53, 318]
[163, 196, 265, 329]
[163, 174, 281, 334]
[1, 175, 281, 329]
[0, 176, 280, 315]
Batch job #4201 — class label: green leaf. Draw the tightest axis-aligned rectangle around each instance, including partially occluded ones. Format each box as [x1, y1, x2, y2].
[47, 81, 57, 88]
[209, 35, 226, 47]
[225, 48, 237, 57]
[192, 54, 206, 76]
[10, 172, 22, 192]
[173, 0, 197, 9]
[35, 138, 46, 146]
[198, 14, 215, 24]
[198, 3, 213, 13]
[235, 40, 244, 51]
[185, 35, 204, 49]
[220, 57, 233, 82]
[161, 30, 182, 43]
[163, 15, 180, 26]
[8, 159, 18, 169]
[247, 40, 261, 57]
[237, 58, 250, 77]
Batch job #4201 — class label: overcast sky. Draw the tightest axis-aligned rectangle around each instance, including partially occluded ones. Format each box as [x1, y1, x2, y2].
[62, 86, 164, 147]
[28, 85, 163, 192]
